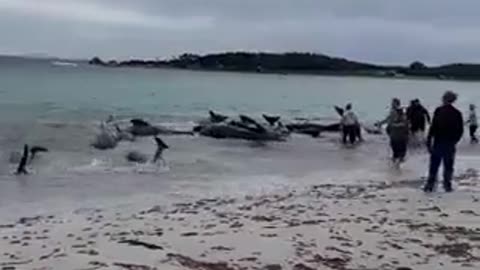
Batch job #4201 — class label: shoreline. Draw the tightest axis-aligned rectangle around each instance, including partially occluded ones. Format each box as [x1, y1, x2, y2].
[87, 51, 480, 82]
[88, 64, 480, 83]
[2, 169, 479, 270]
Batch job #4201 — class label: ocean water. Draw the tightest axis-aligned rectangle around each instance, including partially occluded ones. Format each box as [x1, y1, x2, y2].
[1, 57, 480, 219]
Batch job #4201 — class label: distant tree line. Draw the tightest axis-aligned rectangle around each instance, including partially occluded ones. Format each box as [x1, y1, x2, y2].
[89, 52, 480, 80]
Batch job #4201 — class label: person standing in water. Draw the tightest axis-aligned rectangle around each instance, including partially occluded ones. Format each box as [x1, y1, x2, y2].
[387, 107, 409, 166]
[378, 98, 402, 126]
[406, 99, 430, 146]
[377, 98, 409, 165]
[424, 91, 464, 193]
[467, 104, 478, 144]
[341, 103, 359, 145]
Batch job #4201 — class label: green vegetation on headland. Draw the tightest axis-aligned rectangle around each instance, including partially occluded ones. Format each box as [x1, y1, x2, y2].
[89, 52, 480, 80]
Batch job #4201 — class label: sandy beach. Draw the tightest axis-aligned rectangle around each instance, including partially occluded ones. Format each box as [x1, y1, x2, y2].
[2, 57, 480, 270]
[1, 167, 480, 270]
[6, 1, 480, 268]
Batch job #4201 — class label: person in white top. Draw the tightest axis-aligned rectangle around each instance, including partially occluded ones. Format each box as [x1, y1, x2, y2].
[341, 103, 359, 145]
[467, 104, 478, 143]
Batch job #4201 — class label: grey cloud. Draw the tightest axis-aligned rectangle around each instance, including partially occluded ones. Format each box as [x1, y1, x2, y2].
[1, 0, 480, 64]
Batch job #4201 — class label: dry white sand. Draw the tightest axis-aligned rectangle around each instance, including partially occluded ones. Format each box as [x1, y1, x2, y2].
[1, 169, 480, 270]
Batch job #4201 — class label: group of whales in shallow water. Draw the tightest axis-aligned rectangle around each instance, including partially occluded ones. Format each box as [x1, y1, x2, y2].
[86, 118, 171, 165]
[10, 118, 172, 175]
[194, 110, 381, 140]
[93, 108, 381, 147]
[10, 108, 382, 175]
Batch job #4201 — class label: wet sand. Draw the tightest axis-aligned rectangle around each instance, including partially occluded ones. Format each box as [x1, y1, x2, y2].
[1, 169, 480, 270]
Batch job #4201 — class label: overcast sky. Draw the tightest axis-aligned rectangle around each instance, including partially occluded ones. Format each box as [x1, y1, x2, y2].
[1, 0, 479, 64]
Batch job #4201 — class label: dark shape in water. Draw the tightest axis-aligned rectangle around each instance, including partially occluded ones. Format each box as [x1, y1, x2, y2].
[199, 123, 286, 142]
[196, 111, 288, 142]
[286, 122, 341, 137]
[334, 106, 344, 117]
[92, 129, 118, 150]
[126, 136, 169, 164]
[126, 151, 148, 163]
[153, 136, 169, 163]
[209, 110, 229, 123]
[130, 118, 151, 127]
[193, 125, 203, 133]
[114, 124, 135, 142]
[239, 115, 267, 133]
[263, 114, 281, 126]
[239, 115, 257, 125]
[30, 146, 48, 161]
[154, 137, 169, 149]
[128, 118, 193, 137]
[295, 128, 321, 138]
[16, 144, 29, 175]
[129, 125, 160, 137]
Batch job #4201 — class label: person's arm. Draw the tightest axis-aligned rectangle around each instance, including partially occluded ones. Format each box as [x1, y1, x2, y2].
[377, 111, 391, 126]
[427, 109, 439, 150]
[454, 111, 464, 144]
[423, 107, 431, 124]
[466, 111, 475, 125]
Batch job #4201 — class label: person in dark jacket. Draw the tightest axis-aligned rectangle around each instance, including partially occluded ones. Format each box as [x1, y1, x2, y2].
[407, 99, 430, 135]
[407, 99, 431, 147]
[424, 91, 464, 193]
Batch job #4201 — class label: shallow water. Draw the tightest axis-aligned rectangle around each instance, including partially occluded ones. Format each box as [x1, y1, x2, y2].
[1, 57, 480, 218]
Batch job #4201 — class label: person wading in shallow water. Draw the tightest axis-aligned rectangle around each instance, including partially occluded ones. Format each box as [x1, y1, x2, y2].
[424, 91, 464, 193]
[406, 99, 430, 146]
[341, 103, 360, 146]
[377, 98, 409, 167]
[386, 107, 409, 167]
[466, 104, 478, 144]
[377, 98, 402, 128]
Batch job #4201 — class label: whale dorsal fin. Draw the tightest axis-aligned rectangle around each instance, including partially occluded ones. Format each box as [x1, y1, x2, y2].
[209, 111, 228, 123]
[130, 119, 151, 127]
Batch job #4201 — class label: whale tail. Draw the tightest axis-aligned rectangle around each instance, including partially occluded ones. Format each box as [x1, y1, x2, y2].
[153, 137, 169, 163]
[30, 146, 48, 162]
[334, 106, 344, 117]
[16, 144, 29, 175]
[262, 114, 281, 126]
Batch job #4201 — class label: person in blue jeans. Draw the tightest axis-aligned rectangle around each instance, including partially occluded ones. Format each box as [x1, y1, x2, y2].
[424, 91, 464, 193]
